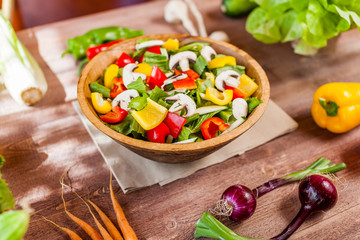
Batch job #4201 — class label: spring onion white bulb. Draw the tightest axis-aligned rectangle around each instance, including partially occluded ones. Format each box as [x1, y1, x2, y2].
[0, 12, 47, 105]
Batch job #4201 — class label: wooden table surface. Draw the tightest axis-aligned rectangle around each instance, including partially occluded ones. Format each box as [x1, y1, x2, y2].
[1, 0, 360, 239]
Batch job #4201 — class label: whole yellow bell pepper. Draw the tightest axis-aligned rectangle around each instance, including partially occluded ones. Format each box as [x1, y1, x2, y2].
[208, 56, 236, 69]
[205, 87, 233, 105]
[311, 82, 360, 133]
[91, 92, 112, 114]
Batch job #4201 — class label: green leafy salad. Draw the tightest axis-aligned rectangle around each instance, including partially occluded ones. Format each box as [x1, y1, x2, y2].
[245, 0, 360, 55]
[89, 38, 262, 143]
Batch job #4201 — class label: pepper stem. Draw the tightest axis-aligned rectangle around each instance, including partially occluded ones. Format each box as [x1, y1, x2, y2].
[252, 157, 346, 198]
[319, 98, 339, 117]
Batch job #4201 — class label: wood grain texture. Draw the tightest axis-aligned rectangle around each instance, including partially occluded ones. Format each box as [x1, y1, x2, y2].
[78, 34, 270, 163]
[0, 0, 359, 239]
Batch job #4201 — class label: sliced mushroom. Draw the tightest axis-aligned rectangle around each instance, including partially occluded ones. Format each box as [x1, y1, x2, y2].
[215, 70, 241, 91]
[112, 89, 139, 111]
[122, 63, 147, 87]
[135, 40, 165, 51]
[232, 98, 248, 119]
[165, 93, 196, 117]
[200, 46, 216, 62]
[221, 98, 248, 135]
[169, 51, 197, 71]
[161, 73, 188, 90]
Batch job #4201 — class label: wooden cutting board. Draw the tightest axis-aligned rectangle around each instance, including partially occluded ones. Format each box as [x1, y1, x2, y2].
[1, 0, 359, 239]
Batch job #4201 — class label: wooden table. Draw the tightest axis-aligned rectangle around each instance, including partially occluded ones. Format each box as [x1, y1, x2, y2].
[1, 0, 359, 239]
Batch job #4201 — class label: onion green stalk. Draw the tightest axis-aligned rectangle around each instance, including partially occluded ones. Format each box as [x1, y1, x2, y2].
[195, 212, 263, 240]
[0, 11, 47, 105]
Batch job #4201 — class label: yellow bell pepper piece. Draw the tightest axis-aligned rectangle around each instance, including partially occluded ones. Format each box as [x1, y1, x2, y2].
[205, 87, 233, 105]
[237, 74, 258, 97]
[162, 38, 179, 50]
[131, 98, 168, 130]
[91, 92, 112, 114]
[134, 63, 152, 76]
[208, 56, 236, 69]
[104, 64, 119, 89]
[311, 82, 360, 133]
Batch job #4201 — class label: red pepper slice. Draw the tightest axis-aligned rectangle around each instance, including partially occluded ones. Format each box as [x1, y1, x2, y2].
[164, 112, 187, 139]
[86, 40, 123, 60]
[115, 52, 135, 67]
[174, 69, 199, 80]
[173, 78, 197, 90]
[147, 65, 167, 90]
[139, 46, 162, 63]
[100, 106, 128, 124]
[201, 117, 229, 140]
[146, 122, 170, 143]
[110, 77, 127, 98]
[225, 85, 246, 100]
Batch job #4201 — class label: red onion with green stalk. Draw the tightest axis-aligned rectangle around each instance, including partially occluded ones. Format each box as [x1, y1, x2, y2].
[211, 157, 345, 222]
[195, 174, 339, 240]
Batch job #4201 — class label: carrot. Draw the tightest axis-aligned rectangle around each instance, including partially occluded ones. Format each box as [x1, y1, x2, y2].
[88, 200, 124, 240]
[60, 177, 104, 240]
[41, 216, 83, 240]
[109, 174, 138, 240]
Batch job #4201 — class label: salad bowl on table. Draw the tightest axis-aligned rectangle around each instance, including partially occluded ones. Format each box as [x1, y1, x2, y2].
[77, 34, 270, 163]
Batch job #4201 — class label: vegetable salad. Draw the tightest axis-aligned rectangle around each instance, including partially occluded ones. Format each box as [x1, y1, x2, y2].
[89, 38, 262, 143]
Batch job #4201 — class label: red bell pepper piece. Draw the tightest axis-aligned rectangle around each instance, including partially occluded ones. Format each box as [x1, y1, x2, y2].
[201, 117, 229, 140]
[139, 45, 162, 63]
[164, 112, 187, 139]
[115, 52, 135, 67]
[174, 69, 199, 80]
[173, 78, 197, 90]
[147, 65, 167, 89]
[225, 85, 246, 100]
[86, 40, 123, 60]
[146, 122, 170, 143]
[110, 77, 127, 98]
[100, 106, 128, 124]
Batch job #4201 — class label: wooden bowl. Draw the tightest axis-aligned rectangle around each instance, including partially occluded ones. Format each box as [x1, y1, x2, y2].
[78, 34, 270, 163]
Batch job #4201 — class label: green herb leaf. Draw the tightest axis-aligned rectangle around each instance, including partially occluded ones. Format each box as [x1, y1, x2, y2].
[177, 127, 193, 142]
[0, 155, 15, 213]
[142, 51, 169, 72]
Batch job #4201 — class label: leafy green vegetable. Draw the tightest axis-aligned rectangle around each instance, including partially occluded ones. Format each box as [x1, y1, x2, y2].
[171, 41, 210, 54]
[0, 210, 30, 240]
[177, 127, 193, 141]
[246, 0, 360, 55]
[110, 114, 145, 137]
[193, 55, 208, 76]
[126, 77, 147, 95]
[247, 97, 263, 114]
[142, 52, 169, 72]
[0, 155, 15, 213]
[187, 111, 221, 133]
[149, 86, 169, 102]
[212, 65, 245, 77]
[128, 96, 148, 111]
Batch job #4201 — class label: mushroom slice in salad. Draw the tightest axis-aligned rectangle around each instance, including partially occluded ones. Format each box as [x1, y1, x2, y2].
[215, 70, 241, 91]
[122, 63, 147, 87]
[169, 51, 197, 71]
[165, 93, 196, 117]
[112, 89, 139, 111]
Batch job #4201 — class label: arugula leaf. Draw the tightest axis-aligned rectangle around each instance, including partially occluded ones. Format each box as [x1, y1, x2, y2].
[176, 127, 193, 142]
[187, 111, 221, 133]
[126, 77, 147, 95]
[247, 97, 263, 114]
[0, 155, 15, 213]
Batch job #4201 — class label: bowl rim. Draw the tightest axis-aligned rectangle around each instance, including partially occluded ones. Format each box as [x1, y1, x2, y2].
[78, 34, 270, 152]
